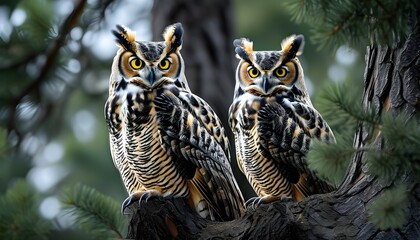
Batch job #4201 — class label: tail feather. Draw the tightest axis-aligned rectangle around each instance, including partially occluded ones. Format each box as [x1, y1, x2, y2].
[187, 169, 215, 220]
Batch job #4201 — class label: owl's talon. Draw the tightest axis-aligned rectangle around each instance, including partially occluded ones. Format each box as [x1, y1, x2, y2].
[121, 194, 138, 215]
[138, 193, 148, 203]
[245, 197, 260, 210]
[121, 190, 162, 215]
[138, 190, 160, 203]
[245, 195, 283, 210]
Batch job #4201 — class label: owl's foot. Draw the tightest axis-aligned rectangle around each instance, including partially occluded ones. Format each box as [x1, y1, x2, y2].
[245, 196, 278, 210]
[121, 190, 162, 215]
[245, 195, 292, 210]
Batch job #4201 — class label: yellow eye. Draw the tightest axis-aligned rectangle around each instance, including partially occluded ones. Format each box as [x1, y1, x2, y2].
[274, 67, 288, 78]
[130, 58, 143, 70]
[158, 59, 171, 70]
[247, 67, 260, 78]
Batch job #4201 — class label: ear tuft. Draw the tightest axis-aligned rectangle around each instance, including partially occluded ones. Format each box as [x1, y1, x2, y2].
[280, 34, 304, 62]
[163, 23, 183, 53]
[233, 38, 254, 62]
[112, 25, 136, 51]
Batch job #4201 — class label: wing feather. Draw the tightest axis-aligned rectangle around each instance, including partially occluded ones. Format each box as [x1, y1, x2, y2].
[257, 100, 335, 194]
[178, 91, 231, 160]
[154, 88, 244, 220]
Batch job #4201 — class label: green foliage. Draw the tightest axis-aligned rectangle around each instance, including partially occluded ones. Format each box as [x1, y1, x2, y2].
[61, 183, 126, 239]
[0, 0, 56, 137]
[317, 82, 369, 135]
[366, 114, 419, 230]
[0, 179, 51, 240]
[369, 185, 409, 230]
[367, 113, 420, 182]
[0, 127, 10, 155]
[308, 83, 365, 185]
[284, 0, 416, 48]
[307, 135, 353, 186]
[17, 0, 54, 49]
[310, 83, 419, 230]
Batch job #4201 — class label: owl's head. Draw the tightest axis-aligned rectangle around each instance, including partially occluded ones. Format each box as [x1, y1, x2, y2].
[233, 35, 308, 98]
[110, 23, 188, 92]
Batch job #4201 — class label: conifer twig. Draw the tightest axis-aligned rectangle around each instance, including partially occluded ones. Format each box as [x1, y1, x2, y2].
[7, 0, 87, 143]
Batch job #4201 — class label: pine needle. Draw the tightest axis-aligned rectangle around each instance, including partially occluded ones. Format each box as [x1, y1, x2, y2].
[307, 82, 419, 235]
[369, 185, 409, 230]
[319, 83, 378, 129]
[307, 135, 354, 186]
[366, 113, 420, 182]
[0, 179, 50, 240]
[367, 150, 400, 182]
[283, 0, 416, 48]
[61, 183, 126, 239]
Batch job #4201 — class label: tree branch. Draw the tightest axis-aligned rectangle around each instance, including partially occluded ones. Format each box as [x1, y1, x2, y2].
[7, 0, 87, 142]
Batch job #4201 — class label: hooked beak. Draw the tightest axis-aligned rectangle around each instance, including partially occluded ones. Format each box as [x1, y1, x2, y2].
[148, 67, 156, 85]
[262, 74, 271, 93]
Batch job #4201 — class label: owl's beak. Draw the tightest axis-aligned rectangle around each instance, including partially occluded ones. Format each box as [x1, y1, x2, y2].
[148, 68, 156, 84]
[262, 75, 271, 93]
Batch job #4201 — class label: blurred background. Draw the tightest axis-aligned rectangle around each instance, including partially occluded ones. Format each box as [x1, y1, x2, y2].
[0, 0, 364, 238]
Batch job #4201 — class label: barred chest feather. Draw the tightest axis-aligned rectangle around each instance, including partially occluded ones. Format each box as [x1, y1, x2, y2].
[105, 82, 190, 197]
[229, 93, 296, 197]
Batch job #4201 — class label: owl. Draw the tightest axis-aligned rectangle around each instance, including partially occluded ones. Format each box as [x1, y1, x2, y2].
[229, 35, 336, 207]
[104, 23, 244, 221]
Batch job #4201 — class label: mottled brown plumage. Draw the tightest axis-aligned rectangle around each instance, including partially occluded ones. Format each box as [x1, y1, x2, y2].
[105, 23, 244, 220]
[229, 35, 335, 207]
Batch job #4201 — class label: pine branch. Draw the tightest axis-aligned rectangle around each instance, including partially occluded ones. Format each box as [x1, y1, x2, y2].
[313, 81, 420, 183]
[61, 184, 126, 239]
[366, 113, 420, 182]
[307, 135, 354, 186]
[6, 0, 87, 144]
[283, 0, 416, 48]
[0, 179, 51, 239]
[311, 82, 419, 230]
[369, 185, 409, 230]
[318, 83, 378, 135]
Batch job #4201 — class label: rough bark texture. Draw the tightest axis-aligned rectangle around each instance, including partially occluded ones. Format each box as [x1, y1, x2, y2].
[125, 4, 420, 240]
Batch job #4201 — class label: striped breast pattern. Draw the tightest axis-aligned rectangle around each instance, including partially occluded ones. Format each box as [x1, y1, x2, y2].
[105, 83, 189, 198]
[230, 94, 294, 197]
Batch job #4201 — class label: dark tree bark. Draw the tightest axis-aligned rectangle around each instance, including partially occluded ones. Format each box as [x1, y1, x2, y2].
[125, 4, 420, 240]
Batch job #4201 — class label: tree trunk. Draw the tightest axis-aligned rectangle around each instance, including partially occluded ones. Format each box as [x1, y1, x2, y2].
[125, 5, 420, 240]
[151, 0, 235, 124]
